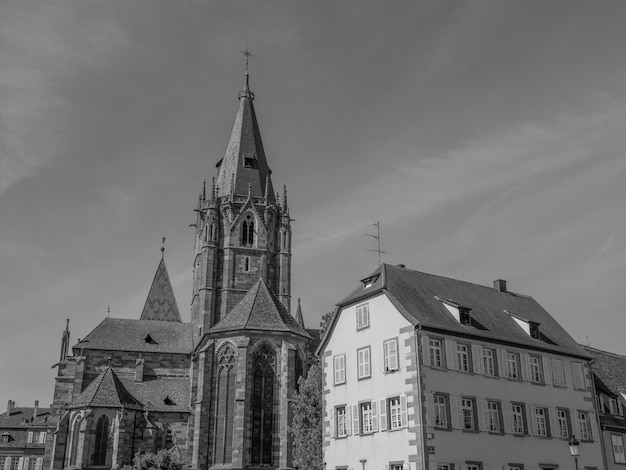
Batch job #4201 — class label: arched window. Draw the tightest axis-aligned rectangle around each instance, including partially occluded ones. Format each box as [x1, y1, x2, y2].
[68, 415, 82, 467]
[241, 216, 255, 247]
[92, 415, 109, 466]
[251, 345, 275, 465]
[212, 344, 237, 465]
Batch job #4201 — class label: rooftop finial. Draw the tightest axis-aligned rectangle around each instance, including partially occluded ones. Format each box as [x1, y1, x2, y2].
[238, 47, 255, 100]
[202, 180, 206, 201]
[161, 237, 166, 259]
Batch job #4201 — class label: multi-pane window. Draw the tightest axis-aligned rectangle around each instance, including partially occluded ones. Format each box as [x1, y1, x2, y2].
[457, 344, 471, 372]
[388, 397, 402, 430]
[507, 352, 520, 379]
[429, 338, 443, 368]
[461, 398, 476, 431]
[390, 465, 403, 470]
[333, 354, 346, 385]
[384, 339, 399, 372]
[27, 432, 33, 444]
[433, 394, 449, 428]
[466, 464, 482, 470]
[487, 401, 501, 433]
[551, 359, 566, 387]
[437, 464, 453, 470]
[336, 406, 347, 437]
[37, 432, 46, 444]
[356, 304, 370, 330]
[511, 403, 526, 435]
[557, 408, 570, 438]
[357, 347, 371, 379]
[529, 355, 543, 383]
[360, 402, 373, 433]
[535, 407, 548, 436]
[578, 411, 591, 440]
[611, 434, 626, 463]
[483, 348, 497, 376]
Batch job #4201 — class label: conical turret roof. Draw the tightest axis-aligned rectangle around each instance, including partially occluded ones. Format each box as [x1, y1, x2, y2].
[214, 74, 275, 202]
[208, 278, 311, 338]
[294, 298, 305, 328]
[70, 366, 143, 410]
[140, 256, 181, 322]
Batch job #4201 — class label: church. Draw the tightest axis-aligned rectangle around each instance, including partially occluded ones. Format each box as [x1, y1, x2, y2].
[47, 66, 316, 470]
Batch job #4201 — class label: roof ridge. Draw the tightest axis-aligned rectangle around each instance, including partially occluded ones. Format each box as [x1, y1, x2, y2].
[583, 344, 626, 358]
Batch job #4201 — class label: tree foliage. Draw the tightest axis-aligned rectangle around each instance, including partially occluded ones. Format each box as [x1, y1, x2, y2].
[291, 363, 323, 470]
[319, 310, 334, 340]
[120, 448, 186, 470]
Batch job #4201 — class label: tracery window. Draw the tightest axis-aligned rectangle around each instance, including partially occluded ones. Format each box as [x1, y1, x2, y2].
[213, 344, 237, 465]
[93, 415, 109, 466]
[241, 216, 255, 246]
[251, 345, 276, 465]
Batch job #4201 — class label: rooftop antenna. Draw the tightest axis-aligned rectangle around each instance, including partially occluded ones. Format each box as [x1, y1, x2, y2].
[364, 221, 388, 266]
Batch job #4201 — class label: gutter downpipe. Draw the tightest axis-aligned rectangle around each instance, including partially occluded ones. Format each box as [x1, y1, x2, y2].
[588, 360, 608, 470]
[415, 324, 428, 470]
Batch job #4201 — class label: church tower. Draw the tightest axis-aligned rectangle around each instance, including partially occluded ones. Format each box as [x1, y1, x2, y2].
[191, 65, 292, 338]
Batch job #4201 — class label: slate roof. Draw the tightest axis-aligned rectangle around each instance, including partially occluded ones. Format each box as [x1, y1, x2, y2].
[121, 377, 190, 413]
[70, 367, 144, 410]
[208, 278, 311, 339]
[214, 74, 275, 203]
[75, 318, 193, 354]
[140, 257, 182, 322]
[0, 408, 57, 428]
[583, 345, 626, 396]
[324, 264, 588, 358]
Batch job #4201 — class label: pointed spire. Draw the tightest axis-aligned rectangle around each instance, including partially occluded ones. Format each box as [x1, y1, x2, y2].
[295, 298, 305, 328]
[238, 48, 255, 101]
[140, 244, 182, 322]
[282, 185, 288, 213]
[59, 319, 70, 363]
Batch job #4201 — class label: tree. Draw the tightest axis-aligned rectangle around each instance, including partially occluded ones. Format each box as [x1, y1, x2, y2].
[291, 363, 323, 470]
[120, 448, 186, 470]
[319, 310, 334, 340]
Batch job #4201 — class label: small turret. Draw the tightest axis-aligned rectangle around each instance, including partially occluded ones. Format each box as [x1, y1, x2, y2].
[59, 319, 70, 363]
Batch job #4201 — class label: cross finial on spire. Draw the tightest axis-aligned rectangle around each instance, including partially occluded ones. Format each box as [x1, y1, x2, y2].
[238, 47, 255, 100]
[161, 237, 166, 259]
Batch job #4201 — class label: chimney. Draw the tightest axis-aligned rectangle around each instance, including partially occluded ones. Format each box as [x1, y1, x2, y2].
[493, 279, 507, 293]
[33, 401, 39, 421]
[6, 400, 14, 415]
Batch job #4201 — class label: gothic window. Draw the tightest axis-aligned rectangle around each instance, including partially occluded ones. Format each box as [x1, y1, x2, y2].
[68, 415, 82, 466]
[241, 216, 255, 247]
[213, 344, 237, 465]
[251, 345, 276, 466]
[93, 415, 109, 466]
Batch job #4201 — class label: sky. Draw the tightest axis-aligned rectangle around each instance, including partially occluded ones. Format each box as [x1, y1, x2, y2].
[1, 0, 626, 409]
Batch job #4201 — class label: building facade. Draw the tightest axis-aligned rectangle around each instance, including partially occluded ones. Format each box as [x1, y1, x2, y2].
[319, 264, 604, 470]
[42, 69, 313, 470]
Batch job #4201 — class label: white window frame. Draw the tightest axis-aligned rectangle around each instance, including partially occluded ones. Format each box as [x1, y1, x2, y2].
[507, 352, 519, 379]
[383, 338, 399, 372]
[461, 398, 476, 431]
[37, 431, 46, 444]
[333, 354, 346, 385]
[437, 464, 453, 470]
[557, 408, 570, 438]
[529, 355, 543, 383]
[457, 343, 471, 372]
[535, 407, 548, 436]
[483, 348, 496, 376]
[27, 431, 33, 444]
[512, 403, 525, 435]
[487, 401, 501, 433]
[357, 346, 371, 379]
[388, 397, 402, 430]
[336, 406, 347, 438]
[360, 402, 373, 434]
[356, 304, 370, 330]
[578, 411, 591, 440]
[433, 394, 448, 428]
[429, 338, 443, 368]
[612, 434, 626, 464]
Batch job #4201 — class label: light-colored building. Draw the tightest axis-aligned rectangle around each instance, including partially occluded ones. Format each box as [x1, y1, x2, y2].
[583, 345, 626, 470]
[318, 264, 604, 470]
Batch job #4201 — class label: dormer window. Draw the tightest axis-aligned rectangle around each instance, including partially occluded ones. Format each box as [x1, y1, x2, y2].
[508, 311, 541, 339]
[529, 322, 540, 339]
[361, 274, 379, 289]
[437, 297, 472, 325]
[459, 308, 471, 325]
[1, 433, 10, 444]
[144, 334, 157, 344]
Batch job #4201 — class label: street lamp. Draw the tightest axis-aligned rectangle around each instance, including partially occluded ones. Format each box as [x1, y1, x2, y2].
[568, 435, 580, 470]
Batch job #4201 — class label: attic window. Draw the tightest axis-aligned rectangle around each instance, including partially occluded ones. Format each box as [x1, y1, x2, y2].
[507, 311, 540, 339]
[144, 334, 157, 344]
[243, 155, 257, 169]
[459, 308, 471, 326]
[1, 433, 10, 444]
[361, 274, 379, 289]
[437, 297, 472, 325]
[529, 322, 540, 339]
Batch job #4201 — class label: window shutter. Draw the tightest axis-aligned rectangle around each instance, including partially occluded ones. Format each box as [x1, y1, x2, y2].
[548, 408, 558, 438]
[502, 402, 513, 434]
[421, 335, 431, 366]
[17, 458, 24, 470]
[4, 458, 11, 470]
[573, 363, 585, 389]
[498, 349, 508, 377]
[400, 394, 408, 428]
[389, 340, 398, 370]
[552, 359, 565, 386]
[477, 399, 487, 431]
[425, 393, 434, 427]
[445, 339, 458, 370]
[383, 342, 389, 371]
[590, 412, 599, 440]
[352, 404, 359, 435]
[346, 405, 352, 435]
[542, 357, 552, 385]
[372, 401, 379, 432]
[329, 408, 335, 439]
[379, 399, 388, 431]
[526, 405, 535, 436]
[451, 396, 461, 429]
[521, 353, 531, 381]
[27, 431, 33, 444]
[35, 459, 43, 470]
[23, 459, 28, 470]
[471, 345, 484, 374]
